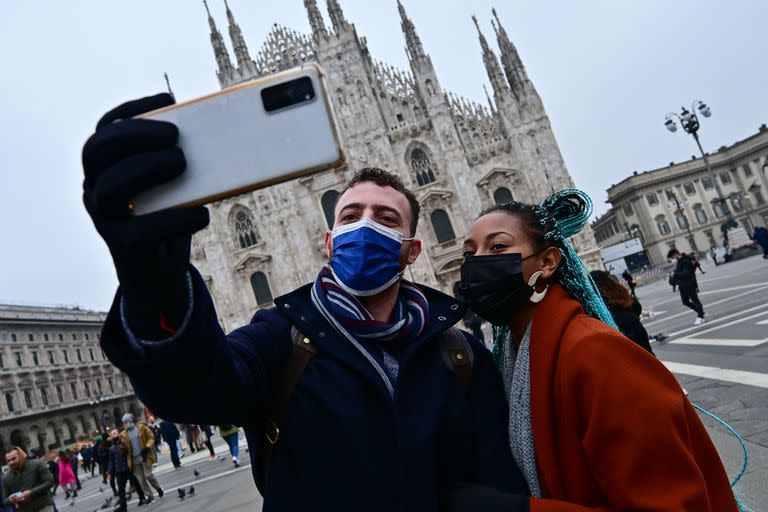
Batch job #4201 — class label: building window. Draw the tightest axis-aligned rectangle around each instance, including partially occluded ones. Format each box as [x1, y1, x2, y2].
[70, 383, 78, 400]
[430, 209, 456, 244]
[754, 190, 765, 205]
[5, 392, 14, 412]
[32, 352, 38, 365]
[76, 349, 82, 362]
[720, 172, 732, 185]
[63, 351, 69, 364]
[683, 182, 696, 195]
[731, 197, 744, 212]
[646, 193, 659, 206]
[701, 177, 714, 190]
[321, 190, 340, 229]
[85, 333, 89, 341]
[56, 385, 64, 403]
[84, 381, 91, 398]
[410, 147, 436, 186]
[623, 202, 633, 216]
[656, 216, 671, 235]
[233, 209, 258, 249]
[28, 334, 34, 341]
[15, 352, 22, 367]
[89, 348, 95, 361]
[11, 334, 16, 342]
[58, 334, 63, 341]
[97, 380, 103, 394]
[48, 351, 55, 365]
[694, 206, 708, 224]
[0, 353, 3, 368]
[664, 189, 675, 201]
[23, 390, 32, 409]
[705, 230, 716, 247]
[493, 187, 514, 206]
[108, 378, 114, 393]
[250, 272, 273, 306]
[744, 164, 753, 177]
[43, 334, 49, 341]
[72, 333, 77, 341]
[713, 201, 725, 218]
[675, 212, 688, 230]
[40, 387, 49, 406]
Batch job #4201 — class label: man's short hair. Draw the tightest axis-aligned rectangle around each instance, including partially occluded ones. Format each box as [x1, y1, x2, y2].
[339, 168, 421, 236]
[667, 248, 680, 258]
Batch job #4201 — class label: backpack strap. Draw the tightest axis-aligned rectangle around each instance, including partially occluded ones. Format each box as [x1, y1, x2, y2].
[439, 327, 474, 392]
[261, 325, 316, 483]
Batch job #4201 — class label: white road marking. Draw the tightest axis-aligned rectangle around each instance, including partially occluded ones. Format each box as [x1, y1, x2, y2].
[643, 286, 765, 327]
[668, 307, 768, 338]
[668, 337, 768, 347]
[662, 361, 768, 389]
[698, 281, 768, 296]
[757, 319, 768, 325]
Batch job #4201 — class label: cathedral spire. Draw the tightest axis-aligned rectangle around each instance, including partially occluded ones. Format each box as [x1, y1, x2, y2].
[491, 8, 528, 97]
[163, 72, 176, 101]
[203, 0, 235, 86]
[472, 15, 510, 103]
[304, 0, 328, 39]
[327, 0, 349, 34]
[397, 0, 426, 61]
[224, 0, 256, 77]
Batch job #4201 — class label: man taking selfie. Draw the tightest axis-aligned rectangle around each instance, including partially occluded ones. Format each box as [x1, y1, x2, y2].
[82, 93, 527, 511]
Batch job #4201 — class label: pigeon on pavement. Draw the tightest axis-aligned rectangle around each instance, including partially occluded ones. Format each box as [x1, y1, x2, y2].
[189, 486, 195, 496]
[178, 488, 186, 500]
[194, 469, 200, 477]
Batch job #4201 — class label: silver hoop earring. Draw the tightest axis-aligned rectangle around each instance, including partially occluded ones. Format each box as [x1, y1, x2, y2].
[528, 271, 549, 303]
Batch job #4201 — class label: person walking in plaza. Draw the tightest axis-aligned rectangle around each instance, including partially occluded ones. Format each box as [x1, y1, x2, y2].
[159, 421, 182, 469]
[199, 425, 216, 460]
[621, 268, 637, 297]
[82, 93, 525, 511]
[753, 225, 768, 258]
[218, 425, 241, 468]
[106, 428, 147, 511]
[454, 190, 738, 511]
[2, 446, 55, 512]
[590, 270, 653, 354]
[43, 452, 58, 498]
[120, 414, 163, 503]
[669, 249, 706, 325]
[57, 451, 77, 499]
[94, 435, 110, 485]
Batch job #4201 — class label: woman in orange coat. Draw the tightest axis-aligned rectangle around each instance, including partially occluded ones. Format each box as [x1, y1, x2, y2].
[455, 190, 738, 511]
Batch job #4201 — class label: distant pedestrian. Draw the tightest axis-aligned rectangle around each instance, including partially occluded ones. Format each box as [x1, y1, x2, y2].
[621, 269, 637, 297]
[68, 449, 81, 491]
[199, 425, 216, 460]
[753, 226, 768, 258]
[591, 271, 653, 354]
[120, 413, 164, 502]
[2, 446, 55, 512]
[218, 425, 241, 468]
[159, 421, 182, 469]
[57, 451, 77, 499]
[44, 452, 58, 497]
[94, 435, 110, 485]
[106, 428, 147, 511]
[668, 249, 706, 325]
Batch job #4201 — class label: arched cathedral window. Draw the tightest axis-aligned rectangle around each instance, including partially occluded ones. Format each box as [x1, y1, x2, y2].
[431, 209, 455, 244]
[321, 190, 340, 229]
[493, 187, 513, 205]
[410, 147, 436, 186]
[251, 272, 273, 306]
[232, 209, 258, 249]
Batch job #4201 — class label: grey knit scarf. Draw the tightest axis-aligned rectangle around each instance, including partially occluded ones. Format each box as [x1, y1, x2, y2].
[501, 323, 542, 497]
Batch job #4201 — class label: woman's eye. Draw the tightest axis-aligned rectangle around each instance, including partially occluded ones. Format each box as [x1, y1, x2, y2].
[462, 250, 475, 258]
[491, 243, 508, 251]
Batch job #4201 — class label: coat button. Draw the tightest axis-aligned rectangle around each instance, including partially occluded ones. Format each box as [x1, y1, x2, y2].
[302, 337, 311, 345]
[438, 316, 447, 321]
[450, 304, 459, 310]
[283, 303, 291, 309]
[300, 315, 307, 321]
[319, 332, 326, 338]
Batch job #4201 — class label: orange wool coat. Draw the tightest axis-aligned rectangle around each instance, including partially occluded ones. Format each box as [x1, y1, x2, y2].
[523, 285, 738, 511]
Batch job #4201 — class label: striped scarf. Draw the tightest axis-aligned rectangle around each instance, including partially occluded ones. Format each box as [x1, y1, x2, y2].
[312, 266, 429, 344]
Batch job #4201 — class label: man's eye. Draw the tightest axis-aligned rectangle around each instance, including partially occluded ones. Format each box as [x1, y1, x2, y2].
[341, 214, 358, 222]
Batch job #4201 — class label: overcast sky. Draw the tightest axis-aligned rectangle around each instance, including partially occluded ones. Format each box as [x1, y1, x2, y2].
[1, 1, 766, 311]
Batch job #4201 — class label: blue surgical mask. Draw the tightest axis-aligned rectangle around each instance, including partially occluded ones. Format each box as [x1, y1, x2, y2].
[329, 218, 413, 296]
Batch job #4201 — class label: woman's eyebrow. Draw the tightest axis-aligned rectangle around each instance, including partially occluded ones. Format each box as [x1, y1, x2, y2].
[484, 231, 515, 240]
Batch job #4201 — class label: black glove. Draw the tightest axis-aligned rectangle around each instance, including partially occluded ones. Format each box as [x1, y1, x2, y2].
[449, 484, 529, 512]
[82, 93, 209, 337]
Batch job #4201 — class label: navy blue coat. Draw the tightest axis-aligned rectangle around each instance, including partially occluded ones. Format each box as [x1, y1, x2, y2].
[101, 267, 525, 511]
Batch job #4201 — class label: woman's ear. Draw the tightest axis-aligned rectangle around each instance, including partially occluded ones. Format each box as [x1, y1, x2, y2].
[539, 246, 561, 281]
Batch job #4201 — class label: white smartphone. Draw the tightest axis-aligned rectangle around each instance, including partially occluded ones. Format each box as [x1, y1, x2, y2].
[130, 63, 345, 215]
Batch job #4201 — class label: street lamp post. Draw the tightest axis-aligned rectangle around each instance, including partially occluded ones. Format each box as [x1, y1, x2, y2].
[664, 101, 736, 237]
[669, 190, 699, 254]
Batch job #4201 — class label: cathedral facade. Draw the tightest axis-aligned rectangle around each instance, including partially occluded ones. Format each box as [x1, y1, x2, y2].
[191, 0, 601, 332]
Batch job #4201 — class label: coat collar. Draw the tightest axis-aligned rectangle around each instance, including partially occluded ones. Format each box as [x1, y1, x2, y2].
[274, 281, 468, 399]
[528, 284, 585, 497]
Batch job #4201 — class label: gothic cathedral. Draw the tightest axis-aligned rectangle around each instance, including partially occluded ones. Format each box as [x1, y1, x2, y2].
[191, 0, 601, 332]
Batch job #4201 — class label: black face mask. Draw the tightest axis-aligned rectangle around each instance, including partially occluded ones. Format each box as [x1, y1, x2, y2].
[457, 252, 536, 325]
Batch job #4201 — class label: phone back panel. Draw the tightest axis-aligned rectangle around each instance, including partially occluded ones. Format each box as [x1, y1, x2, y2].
[131, 64, 344, 215]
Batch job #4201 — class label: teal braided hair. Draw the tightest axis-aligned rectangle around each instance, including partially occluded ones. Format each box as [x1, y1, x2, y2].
[488, 189, 618, 367]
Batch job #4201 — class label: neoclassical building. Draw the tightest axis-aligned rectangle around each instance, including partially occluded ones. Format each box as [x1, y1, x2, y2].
[592, 124, 768, 266]
[191, 0, 601, 332]
[0, 304, 141, 458]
